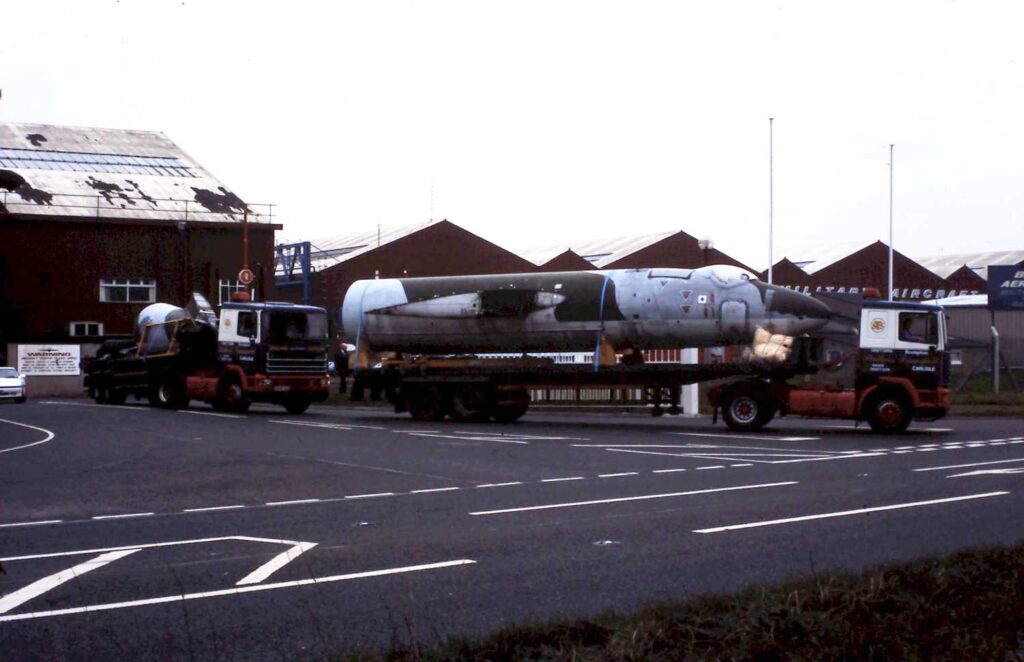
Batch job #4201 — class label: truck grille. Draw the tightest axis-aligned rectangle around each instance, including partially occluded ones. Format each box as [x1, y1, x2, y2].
[267, 352, 328, 375]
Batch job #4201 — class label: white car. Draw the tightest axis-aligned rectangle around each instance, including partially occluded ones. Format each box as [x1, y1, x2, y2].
[0, 367, 27, 403]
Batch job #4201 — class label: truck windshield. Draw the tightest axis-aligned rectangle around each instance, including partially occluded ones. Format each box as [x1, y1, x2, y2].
[264, 312, 327, 343]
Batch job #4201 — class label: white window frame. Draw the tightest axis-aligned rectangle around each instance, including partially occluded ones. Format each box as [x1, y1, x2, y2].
[69, 321, 104, 337]
[219, 279, 254, 305]
[99, 279, 156, 303]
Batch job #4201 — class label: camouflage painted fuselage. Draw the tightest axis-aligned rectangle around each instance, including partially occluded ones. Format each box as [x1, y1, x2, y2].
[340, 266, 830, 353]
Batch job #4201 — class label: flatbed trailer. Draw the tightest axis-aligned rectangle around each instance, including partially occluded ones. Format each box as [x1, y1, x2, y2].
[347, 298, 952, 433]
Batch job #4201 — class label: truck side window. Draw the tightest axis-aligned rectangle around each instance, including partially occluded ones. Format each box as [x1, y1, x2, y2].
[237, 311, 257, 338]
[898, 312, 935, 344]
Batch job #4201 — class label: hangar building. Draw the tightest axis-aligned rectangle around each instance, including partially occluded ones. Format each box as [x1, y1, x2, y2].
[0, 122, 276, 371]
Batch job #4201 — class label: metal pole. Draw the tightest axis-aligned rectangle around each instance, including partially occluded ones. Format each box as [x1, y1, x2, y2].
[242, 208, 250, 271]
[888, 144, 894, 301]
[768, 117, 774, 284]
[992, 323, 1000, 395]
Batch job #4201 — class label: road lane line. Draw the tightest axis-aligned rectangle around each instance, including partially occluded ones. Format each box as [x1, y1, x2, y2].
[0, 559, 477, 622]
[266, 499, 320, 506]
[408, 432, 530, 444]
[697, 465, 725, 470]
[182, 505, 246, 513]
[0, 548, 140, 615]
[598, 472, 638, 478]
[730, 463, 754, 468]
[540, 477, 584, 483]
[668, 432, 820, 441]
[410, 487, 461, 494]
[0, 535, 308, 563]
[0, 520, 63, 529]
[0, 419, 56, 454]
[651, 468, 687, 473]
[236, 542, 318, 586]
[92, 512, 154, 520]
[179, 410, 245, 419]
[345, 492, 395, 500]
[476, 482, 522, 488]
[694, 492, 1010, 533]
[914, 458, 1024, 472]
[470, 481, 798, 516]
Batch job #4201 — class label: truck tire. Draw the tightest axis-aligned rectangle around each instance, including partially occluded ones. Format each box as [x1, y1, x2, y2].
[283, 397, 311, 415]
[449, 385, 490, 422]
[153, 372, 190, 409]
[215, 377, 251, 414]
[865, 392, 912, 433]
[407, 385, 446, 421]
[93, 384, 109, 404]
[721, 389, 771, 432]
[491, 387, 529, 423]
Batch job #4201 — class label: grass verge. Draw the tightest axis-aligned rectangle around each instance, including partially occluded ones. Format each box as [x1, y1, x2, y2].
[339, 544, 1024, 661]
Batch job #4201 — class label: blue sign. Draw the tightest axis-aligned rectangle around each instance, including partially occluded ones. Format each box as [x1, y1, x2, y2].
[988, 265, 1024, 310]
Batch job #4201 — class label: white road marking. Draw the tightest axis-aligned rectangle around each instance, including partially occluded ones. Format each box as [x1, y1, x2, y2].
[92, 512, 154, 520]
[270, 419, 389, 431]
[0, 549, 140, 615]
[345, 492, 395, 500]
[0, 418, 56, 454]
[541, 476, 584, 483]
[470, 481, 798, 516]
[410, 487, 461, 494]
[408, 433, 529, 444]
[0, 559, 476, 622]
[0, 535, 311, 563]
[179, 410, 244, 419]
[730, 463, 754, 468]
[39, 401, 145, 412]
[652, 468, 687, 473]
[694, 492, 1010, 533]
[476, 482, 522, 488]
[697, 465, 725, 470]
[914, 458, 1024, 472]
[668, 432, 820, 442]
[598, 472, 638, 478]
[948, 468, 1024, 478]
[0, 520, 63, 528]
[453, 431, 590, 441]
[182, 505, 245, 513]
[266, 499, 320, 506]
[236, 541, 318, 586]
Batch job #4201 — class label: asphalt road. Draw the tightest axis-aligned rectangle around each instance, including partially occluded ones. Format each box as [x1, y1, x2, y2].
[1, 399, 1023, 660]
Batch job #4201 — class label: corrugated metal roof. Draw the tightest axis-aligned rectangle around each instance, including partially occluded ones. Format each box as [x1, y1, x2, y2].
[516, 230, 680, 268]
[922, 293, 988, 307]
[305, 220, 440, 271]
[780, 239, 878, 275]
[0, 122, 273, 224]
[913, 251, 1024, 281]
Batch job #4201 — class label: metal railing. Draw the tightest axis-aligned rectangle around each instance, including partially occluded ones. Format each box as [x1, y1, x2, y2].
[1, 190, 275, 224]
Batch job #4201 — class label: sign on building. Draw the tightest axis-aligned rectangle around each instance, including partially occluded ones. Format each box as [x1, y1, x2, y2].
[17, 344, 81, 376]
[987, 265, 1024, 310]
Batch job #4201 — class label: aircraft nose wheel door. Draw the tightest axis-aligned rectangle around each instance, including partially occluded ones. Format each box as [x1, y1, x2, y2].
[719, 300, 748, 342]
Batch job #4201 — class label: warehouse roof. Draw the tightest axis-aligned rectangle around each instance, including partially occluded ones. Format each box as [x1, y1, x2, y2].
[913, 250, 1024, 281]
[305, 220, 443, 271]
[780, 240, 878, 275]
[517, 230, 686, 268]
[0, 122, 272, 224]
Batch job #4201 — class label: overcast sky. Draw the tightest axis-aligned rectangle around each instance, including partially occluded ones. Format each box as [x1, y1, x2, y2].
[2, 0, 1022, 268]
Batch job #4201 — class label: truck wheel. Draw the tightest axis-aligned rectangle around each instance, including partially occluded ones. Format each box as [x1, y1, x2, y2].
[721, 390, 768, 432]
[283, 398, 311, 415]
[407, 386, 445, 421]
[866, 393, 912, 433]
[93, 384, 109, 404]
[153, 373, 189, 409]
[216, 378, 251, 414]
[491, 387, 529, 423]
[449, 385, 490, 422]
[109, 390, 127, 405]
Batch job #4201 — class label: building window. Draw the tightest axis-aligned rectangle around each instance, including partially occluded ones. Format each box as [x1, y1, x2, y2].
[69, 322, 104, 337]
[100, 279, 156, 303]
[219, 279, 253, 304]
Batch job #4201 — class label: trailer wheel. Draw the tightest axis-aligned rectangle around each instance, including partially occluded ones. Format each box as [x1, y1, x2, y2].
[865, 392, 912, 433]
[283, 397, 311, 415]
[449, 385, 490, 422]
[153, 372, 190, 409]
[109, 390, 127, 405]
[93, 384, 109, 404]
[407, 386, 446, 421]
[721, 390, 770, 432]
[492, 387, 529, 424]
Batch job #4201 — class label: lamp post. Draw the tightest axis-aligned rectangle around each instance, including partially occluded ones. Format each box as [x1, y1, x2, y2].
[888, 144, 894, 301]
[768, 117, 774, 284]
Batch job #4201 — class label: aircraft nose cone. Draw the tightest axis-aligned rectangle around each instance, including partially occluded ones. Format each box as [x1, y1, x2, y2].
[767, 286, 831, 325]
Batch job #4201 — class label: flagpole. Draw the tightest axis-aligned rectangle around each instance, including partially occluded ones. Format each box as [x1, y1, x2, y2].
[768, 117, 774, 284]
[888, 143, 894, 301]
